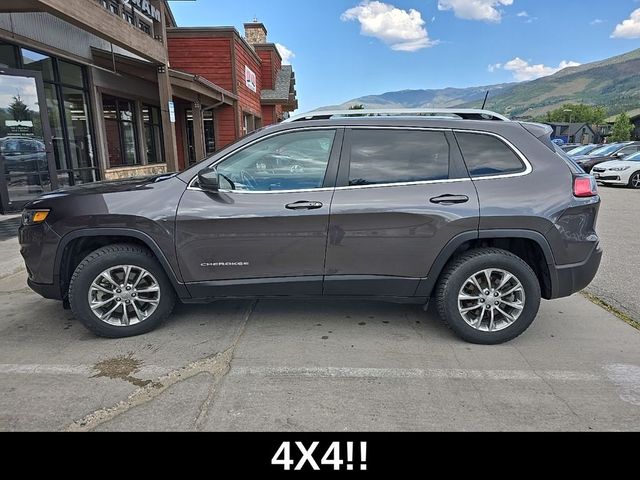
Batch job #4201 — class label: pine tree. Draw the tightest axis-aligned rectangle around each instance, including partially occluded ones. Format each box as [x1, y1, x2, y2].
[610, 113, 634, 142]
[8, 95, 30, 122]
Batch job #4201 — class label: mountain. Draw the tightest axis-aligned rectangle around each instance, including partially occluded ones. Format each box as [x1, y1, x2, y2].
[327, 48, 640, 119]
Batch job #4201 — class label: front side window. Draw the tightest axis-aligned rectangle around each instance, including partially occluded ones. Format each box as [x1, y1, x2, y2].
[456, 132, 525, 178]
[215, 130, 336, 192]
[617, 146, 639, 157]
[348, 130, 450, 186]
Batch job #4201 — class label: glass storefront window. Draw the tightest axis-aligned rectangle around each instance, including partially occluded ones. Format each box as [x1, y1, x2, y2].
[58, 60, 84, 88]
[0, 43, 18, 68]
[20, 49, 55, 82]
[103, 95, 139, 167]
[143, 105, 164, 165]
[43, 83, 66, 171]
[62, 87, 94, 170]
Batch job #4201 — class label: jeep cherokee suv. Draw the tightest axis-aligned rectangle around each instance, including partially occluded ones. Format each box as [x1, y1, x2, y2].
[19, 109, 602, 345]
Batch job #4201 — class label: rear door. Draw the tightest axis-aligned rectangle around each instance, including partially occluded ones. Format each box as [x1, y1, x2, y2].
[324, 127, 480, 297]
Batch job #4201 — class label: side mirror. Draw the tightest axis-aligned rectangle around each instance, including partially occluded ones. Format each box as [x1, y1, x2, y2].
[197, 167, 220, 192]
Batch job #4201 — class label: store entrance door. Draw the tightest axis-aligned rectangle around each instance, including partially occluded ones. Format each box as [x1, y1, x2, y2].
[0, 68, 57, 214]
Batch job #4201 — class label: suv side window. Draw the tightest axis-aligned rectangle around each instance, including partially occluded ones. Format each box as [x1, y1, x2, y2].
[455, 132, 525, 178]
[215, 129, 336, 192]
[348, 129, 450, 186]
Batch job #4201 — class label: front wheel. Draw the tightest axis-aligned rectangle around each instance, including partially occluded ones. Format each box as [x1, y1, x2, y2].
[434, 248, 541, 345]
[628, 171, 640, 189]
[68, 244, 176, 338]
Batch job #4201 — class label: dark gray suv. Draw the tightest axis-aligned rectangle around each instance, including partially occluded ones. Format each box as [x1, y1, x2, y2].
[19, 109, 602, 345]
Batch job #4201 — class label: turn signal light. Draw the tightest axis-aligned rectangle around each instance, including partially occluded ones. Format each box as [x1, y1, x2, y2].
[573, 175, 598, 198]
[21, 210, 50, 226]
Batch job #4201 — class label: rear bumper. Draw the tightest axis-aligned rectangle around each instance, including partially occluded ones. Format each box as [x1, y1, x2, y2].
[549, 244, 603, 299]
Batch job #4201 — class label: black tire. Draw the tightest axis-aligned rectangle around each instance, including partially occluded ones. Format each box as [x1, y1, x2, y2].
[628, 171, 640, 189]
[434, 248, 541, 345]
[69, 244, 176, 338]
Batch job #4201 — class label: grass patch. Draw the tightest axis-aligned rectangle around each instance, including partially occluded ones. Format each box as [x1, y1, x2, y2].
[582, 292, 640, 331]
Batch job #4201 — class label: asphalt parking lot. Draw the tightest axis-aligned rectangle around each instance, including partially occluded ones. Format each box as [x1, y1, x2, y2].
[0, 186, 639, 432]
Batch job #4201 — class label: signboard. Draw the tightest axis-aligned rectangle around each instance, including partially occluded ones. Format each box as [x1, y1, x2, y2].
[245, 66, 257, 93]
[4, 120, 34, 137]
[121, 0, 162, 23]
[168, 101, 176, 123]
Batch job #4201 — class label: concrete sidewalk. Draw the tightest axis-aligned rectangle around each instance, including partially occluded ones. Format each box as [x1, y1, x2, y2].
[0, 237, 24, 281]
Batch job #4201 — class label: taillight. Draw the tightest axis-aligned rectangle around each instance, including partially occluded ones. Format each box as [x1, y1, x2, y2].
[573, 175, 598, 198]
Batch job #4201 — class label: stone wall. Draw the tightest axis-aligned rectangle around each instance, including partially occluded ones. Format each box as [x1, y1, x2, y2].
[104, 164, 168, 181]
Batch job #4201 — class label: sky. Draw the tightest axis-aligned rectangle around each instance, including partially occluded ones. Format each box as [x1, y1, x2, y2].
[168, 0, 640, 112]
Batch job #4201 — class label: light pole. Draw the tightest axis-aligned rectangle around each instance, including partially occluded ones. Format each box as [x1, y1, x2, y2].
[563, 108, 573, 143]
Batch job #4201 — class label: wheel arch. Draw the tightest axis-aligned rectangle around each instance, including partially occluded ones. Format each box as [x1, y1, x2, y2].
[416, 229, 557, 299]
[55, 229, 190, 300]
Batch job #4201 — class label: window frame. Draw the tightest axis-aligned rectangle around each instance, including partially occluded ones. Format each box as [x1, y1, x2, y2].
[188, 127, 343, 194]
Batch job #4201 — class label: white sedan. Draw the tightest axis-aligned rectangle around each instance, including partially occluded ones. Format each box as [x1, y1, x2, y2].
[591, 151, 640, 189]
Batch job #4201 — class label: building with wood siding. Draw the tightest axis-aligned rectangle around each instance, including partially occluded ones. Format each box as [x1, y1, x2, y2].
[0, 0, 298, 213]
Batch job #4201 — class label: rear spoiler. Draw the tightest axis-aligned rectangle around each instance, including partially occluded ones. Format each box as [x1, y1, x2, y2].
[519, 122, 556, 151]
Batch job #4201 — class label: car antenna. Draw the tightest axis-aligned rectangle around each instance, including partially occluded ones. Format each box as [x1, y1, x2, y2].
[481, 90, 490, 110]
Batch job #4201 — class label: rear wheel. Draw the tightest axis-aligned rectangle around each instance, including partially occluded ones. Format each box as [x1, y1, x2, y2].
[628, 171, 640, 189]
[435, 248, 541, 345]
[69, 244, 176, 338]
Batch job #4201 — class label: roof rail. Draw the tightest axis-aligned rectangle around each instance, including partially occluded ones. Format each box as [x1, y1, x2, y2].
[284, 108, 511, 123]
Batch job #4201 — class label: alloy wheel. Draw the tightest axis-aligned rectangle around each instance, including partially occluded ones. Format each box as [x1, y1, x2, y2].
[458, 269, 526, 332]
[88, 265, 161, 327]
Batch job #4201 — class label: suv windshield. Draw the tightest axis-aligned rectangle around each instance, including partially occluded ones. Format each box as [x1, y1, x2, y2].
[589, 144, 624, 157]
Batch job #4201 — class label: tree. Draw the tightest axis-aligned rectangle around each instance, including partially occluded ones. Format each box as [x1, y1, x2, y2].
[8, 95, 31, 121]
[543, 103, 607, 125]
[609, 113, 634, 142]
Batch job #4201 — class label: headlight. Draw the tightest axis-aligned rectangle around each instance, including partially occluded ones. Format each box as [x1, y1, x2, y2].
[609, 167, 630, 171]
[21, 210, 50, 226]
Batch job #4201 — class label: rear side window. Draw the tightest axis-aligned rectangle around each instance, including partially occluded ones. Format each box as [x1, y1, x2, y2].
[456, 132, 525, 178]
[348, 130, 450, 186]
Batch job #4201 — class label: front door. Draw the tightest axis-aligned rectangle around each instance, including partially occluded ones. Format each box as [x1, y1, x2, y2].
[176, 128, 343, 298]
[324, 128, 480, 297]
[0, 68, 56, 213]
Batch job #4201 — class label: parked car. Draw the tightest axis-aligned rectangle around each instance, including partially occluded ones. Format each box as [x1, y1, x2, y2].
[1, 136, 48, 175]
[592, 151, 640, 189]
[19, 109, 602, 345]
[574, 142, 640, 173]
[559, 143, 582, 152]
[566, 144, 602, 157]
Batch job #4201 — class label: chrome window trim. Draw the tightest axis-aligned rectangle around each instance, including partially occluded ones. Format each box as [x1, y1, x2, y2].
[452, 129, 533, 181]
[186, 126, 533, 194]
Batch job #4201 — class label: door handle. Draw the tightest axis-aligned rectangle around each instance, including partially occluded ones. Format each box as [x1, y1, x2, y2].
[285, 201, 324, 210]
[430, 195, 470, 205]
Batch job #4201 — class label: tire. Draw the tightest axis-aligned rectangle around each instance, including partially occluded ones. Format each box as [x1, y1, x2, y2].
[68, 244, 176, 338]
[628, 171, 640, 189]
[434, 248, 541, 345]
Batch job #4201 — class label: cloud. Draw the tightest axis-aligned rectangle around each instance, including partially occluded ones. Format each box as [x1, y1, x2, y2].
[590, 18, 603, 26]
[489, 57, 581, 81]
[341, 1, 436, 52]
[516, 11, 528, 17]
[437, 0, 514, 22]
[611, 8, 640, 39]
[275, 43, 295, 65]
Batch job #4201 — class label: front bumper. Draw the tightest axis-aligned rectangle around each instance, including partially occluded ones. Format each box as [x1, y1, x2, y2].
[550, 243, 603, 299]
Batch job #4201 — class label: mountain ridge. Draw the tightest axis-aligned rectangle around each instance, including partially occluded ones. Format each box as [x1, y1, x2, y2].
[325, 48, 640, 119]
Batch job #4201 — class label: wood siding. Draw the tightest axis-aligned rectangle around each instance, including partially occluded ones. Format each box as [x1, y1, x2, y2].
[167, 35, 234, 92]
